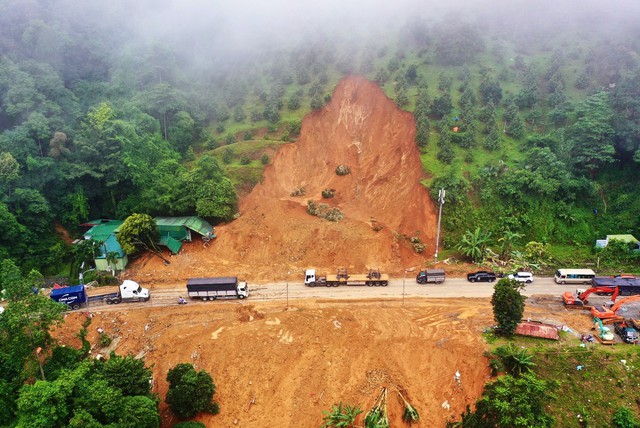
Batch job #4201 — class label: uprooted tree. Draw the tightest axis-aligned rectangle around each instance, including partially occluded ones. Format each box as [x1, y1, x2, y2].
[116, 213, 169, 264]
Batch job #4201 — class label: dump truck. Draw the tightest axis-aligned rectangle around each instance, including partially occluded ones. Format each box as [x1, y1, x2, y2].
[416, 269, 446, 284]
[49, 280, 150, 309]
[304, 268, 389, 287]
[186, 277, 249, 300]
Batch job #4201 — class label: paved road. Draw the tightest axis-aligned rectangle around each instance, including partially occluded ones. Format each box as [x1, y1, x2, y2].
[81, 276, 596, 312]
[248, 276, 576, 301]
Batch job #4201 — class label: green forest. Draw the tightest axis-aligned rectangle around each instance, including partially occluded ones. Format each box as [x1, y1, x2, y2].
[1, 0, 639, 276]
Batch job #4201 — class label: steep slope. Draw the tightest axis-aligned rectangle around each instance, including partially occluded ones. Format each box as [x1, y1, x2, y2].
[129, 75, 437, 282]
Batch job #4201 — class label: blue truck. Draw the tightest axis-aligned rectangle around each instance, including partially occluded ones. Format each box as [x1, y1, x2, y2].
[49, 280, 150, 309]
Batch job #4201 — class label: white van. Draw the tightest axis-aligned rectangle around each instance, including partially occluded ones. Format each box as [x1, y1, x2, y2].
[508, 272, 534, 283]
[554, 269, 596, 284]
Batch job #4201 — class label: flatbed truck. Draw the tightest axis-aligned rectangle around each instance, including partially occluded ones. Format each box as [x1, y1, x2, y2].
[304, 268, 389, 287]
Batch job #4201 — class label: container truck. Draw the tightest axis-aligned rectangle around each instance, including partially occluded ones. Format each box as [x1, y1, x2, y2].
[304, 268, 389, 287]
[49, 280, 150, 309]
[49, 285, 87, 310]
[186, 277, 249, 300]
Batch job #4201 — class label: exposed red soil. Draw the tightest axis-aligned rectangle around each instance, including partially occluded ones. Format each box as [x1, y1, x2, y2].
[126, 75, 437, 284]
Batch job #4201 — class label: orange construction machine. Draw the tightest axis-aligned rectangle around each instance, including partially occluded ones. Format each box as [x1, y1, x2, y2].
[562, 287, 618, 308]
[591, 294, 640, 321]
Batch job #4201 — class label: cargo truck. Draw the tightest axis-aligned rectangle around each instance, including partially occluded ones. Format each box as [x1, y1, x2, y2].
[304, 268, 389, 287]
[49, 280, 150, 309]
[416, 269, 446, 284]
[186, 277, 249, 300]
[591, 276, 640, 296]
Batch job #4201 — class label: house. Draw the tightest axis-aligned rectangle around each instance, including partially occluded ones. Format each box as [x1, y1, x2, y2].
[595, 234, 640, 249]
[83, 219, 128, 272]
[82, 216, 216, 271]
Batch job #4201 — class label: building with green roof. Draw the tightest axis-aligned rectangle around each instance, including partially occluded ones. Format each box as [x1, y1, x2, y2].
[82, 216, 216, 271]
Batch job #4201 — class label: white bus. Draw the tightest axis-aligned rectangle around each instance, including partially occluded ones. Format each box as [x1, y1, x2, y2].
[554, 268, 596, 284]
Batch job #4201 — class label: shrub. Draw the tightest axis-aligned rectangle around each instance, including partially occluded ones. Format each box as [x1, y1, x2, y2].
[260, 154, 269, 165]
[240, 155, 251, 165]
[307, 201, 344, 222]
[291, 187, 306, 197]
[98, 332, 112, 347]
[335, 165, 351, 176]
[321, 189, 335, 199]
[612, 406, 640, 428]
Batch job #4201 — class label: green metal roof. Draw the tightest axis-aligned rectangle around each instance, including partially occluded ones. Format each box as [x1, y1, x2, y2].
[155, 216, 215, 238]
[84, 220, 124, 242]
[159, 236, 183, 254]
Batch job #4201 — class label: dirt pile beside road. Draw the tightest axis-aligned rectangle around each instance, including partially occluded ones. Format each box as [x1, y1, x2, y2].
[127, 75, 437, 284]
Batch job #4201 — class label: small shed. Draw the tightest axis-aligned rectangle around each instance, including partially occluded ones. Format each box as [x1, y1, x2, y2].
[155, 216, 216, 254]
[595, 234, 640, 249]
[514, 321, 560, 340]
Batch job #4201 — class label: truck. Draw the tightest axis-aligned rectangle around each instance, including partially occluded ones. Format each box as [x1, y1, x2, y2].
[614, 322, 639, 344]
[416, 269, 446, 284]
[49, 285, 87, 309]
[186, 277, 249, 300]
[591, 276, 640, 296]
[49, 280, 150, 309]
[304, 268, 389, 287]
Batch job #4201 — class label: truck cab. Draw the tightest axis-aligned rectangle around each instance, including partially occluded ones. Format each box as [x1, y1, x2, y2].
[237, 281, 249, 298]
[305, 269, 317, 286]
[119, 280, 150, 301]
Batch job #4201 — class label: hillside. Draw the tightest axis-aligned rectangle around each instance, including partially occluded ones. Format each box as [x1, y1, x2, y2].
[128, 76, 437, 282]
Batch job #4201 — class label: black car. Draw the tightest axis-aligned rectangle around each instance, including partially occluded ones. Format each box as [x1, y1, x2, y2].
[467, 270, 497, 283]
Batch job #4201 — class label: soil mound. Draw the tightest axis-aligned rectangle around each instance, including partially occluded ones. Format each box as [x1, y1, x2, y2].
[129, 75, 437, 283]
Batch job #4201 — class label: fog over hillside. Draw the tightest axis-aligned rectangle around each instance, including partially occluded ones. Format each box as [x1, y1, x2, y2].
[108, 0, 640, 65]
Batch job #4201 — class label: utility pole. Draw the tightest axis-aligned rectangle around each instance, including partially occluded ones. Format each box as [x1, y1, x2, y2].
[435, 188, 446, 263]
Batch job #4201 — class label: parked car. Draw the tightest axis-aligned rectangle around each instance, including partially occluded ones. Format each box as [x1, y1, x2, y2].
[507, 272, 534, 283]
[467, 271, 497, 283]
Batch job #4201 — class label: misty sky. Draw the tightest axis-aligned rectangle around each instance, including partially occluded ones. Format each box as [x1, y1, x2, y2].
[111, 0, 639, 57]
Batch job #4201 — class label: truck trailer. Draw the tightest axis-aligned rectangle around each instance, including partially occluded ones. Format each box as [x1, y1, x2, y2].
[186, 277, 249, 300]
[591, 277, 640, 296]
[304, 268, 389, 287]
[49, 280, 150, 309]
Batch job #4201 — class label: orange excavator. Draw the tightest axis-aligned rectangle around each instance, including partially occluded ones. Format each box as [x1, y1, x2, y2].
[562, 287, 618, 308]
[591, 294, 640, 321]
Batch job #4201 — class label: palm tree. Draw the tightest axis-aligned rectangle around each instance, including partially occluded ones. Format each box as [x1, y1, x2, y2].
[498, 230, 523, 261]
[456, 227, 492, 263]
[106, 251, 119, 275]
[495, 342, 536, 376]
